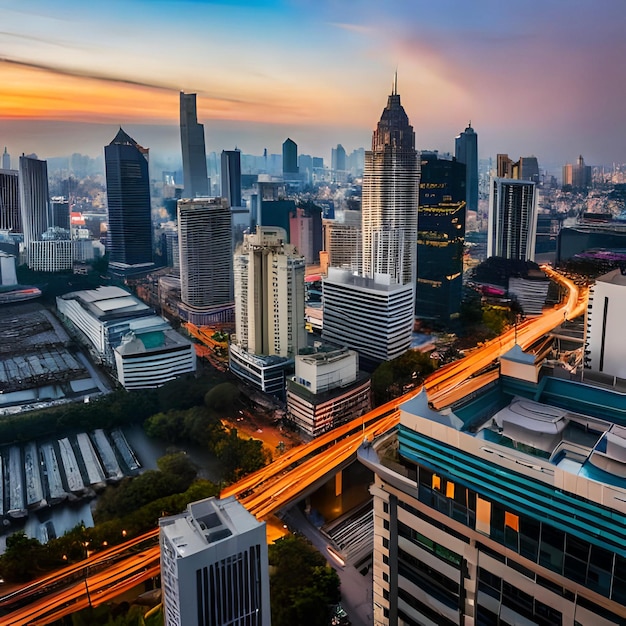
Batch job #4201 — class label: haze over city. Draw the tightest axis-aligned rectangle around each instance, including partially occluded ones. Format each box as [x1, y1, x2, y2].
[2, 0, 626, 169]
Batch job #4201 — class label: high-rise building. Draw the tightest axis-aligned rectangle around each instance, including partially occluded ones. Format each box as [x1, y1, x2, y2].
[518, 156, 540, 183]
[50, 197, 70, 231]
[220, 149, 242, 208]
[18, 155, 49, 252]
[282, 138, 298, 174]
[331, 144, 346, 172]
[488, 177, 538, 261]
[322, 210, 362, 273]
[362, 84, 419, 287]
[230, 226, 306, 395]
[322, 267, 414, 369]
[361, 356, 626, 626]
[454, 122, 478, 213]
[180, 92, 209, 198]
[585, 268, 626, 382]
[2, 147, 10, 170]
[0, 168, 20, 233]
[416, 153, 466, 321]
[105, 128, 154, 270]
[563, 155, 592, 190]
[178, 198, 233, 310]
[160, 495, 270, 626]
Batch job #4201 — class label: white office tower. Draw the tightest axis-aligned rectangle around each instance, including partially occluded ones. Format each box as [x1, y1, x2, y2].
[230, 226, 306, 395]
[178, 198, 233, 310]
[322, 267, 414, 368]
[488, 177, 538, 261]
[585, 268, 626, 383]
[18, 155, 49, 255]
[361, 84, 419, 287]
[160, 496, 270, 626]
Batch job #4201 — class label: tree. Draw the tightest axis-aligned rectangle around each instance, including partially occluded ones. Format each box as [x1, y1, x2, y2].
[268, 535, 341, 626]
[204, 382, 240, 415]
[214, 429, 270, 482]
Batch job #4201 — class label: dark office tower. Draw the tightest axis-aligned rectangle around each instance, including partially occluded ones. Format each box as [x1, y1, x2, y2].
[179, 92, 209, 198]
[362, 83, 419, 287]
[454, 122, 478, 213]
[221, 149, 242, 208]
[2, 147, 10, 170]
[282, 138, 298, 174]
[332, 144, 346, 172]
[518, 156, 540, 183]
[18, 155, 49, 250]
[416, 153, 466, 321]
[105, 128, 153, 269]
[0, 168, 20, 233]
[50, 198, 70, 230]
[488, 178, 538, 261]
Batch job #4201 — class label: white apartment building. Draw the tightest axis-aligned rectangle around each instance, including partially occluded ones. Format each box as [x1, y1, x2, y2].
[160, 496, 270, 626]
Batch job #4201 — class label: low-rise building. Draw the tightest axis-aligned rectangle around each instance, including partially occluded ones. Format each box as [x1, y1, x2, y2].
[287, 347, 371, 437]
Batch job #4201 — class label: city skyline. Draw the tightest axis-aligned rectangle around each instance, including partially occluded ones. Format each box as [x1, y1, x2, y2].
[1, 1, 626, 168]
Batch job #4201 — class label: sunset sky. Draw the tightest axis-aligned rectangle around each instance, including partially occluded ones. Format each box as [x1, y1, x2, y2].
[1, 0, 625, 170]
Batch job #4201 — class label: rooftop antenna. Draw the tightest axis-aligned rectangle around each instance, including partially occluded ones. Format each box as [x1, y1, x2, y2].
[393, 69, 398, 95]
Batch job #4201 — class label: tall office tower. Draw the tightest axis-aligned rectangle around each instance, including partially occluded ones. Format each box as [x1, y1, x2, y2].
[496, 153, 515, 178]
[454, 122, 478, 213]
[18, 155, 49, 252]
[488, 177, 538, 261]
[322, 267, 414, 369]
[160, 496, 270, 626]
[233, 226, 306, 358]
[0, 168, 20, 232]
[105, 128, 154, 270]
[416, 153, 466, 321]
[254, 180, 295, 239]
[331, 144, 346, 172]
[2, 147, 10, 170]
[230, 226, 306, 395]
[282, 138, 298, 174]
[220, 149, 242, 208]
[518, 156, 540, 183]
[180, 92, 209, 198]
[178, 198, 233, 310]
[362, 84, 419, 287]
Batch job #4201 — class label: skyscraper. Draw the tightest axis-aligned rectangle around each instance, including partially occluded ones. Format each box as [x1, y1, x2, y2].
[282, 138, 298, 174]
[178, 198, 233, 310]
[160, 496, 271, 626]
[488, 177, 538, 261]
[331, 144, 346, 172]
[362, 83, 419, 287]
[220, 149, 242, 208]
[18, 155, 49, 252]
[454, 122, 478, 213]
[180, 92, 209, 198]
[104, 128, 153, 270]
[2, 147, 10, 170]
[0, 167, 20, 233]
[416, 153, 466, 321]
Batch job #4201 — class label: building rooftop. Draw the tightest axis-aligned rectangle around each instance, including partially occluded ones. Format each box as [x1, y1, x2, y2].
[59, 286, 152, 321]
[325, 267, 413, 293]
[160, 496, 263, 558]
[115, 327, 190, 356]
[596, 267, 626, 286]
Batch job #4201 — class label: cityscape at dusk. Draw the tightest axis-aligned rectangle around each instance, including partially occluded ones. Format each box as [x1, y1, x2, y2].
[2, 1, 626, 625]
[2, 0, 626, 165]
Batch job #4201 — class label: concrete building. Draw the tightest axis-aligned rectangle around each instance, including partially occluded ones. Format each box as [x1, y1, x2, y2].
[286, 347, 371, 438]
[585, 268, 626, 383]
[180, 92, 209, 198]
[454, 122, 478, 213]
[230, 226, 306, 395]
[488, 177, 538, 261]
[0, 168, 20, 233]
[361, 361, 626, 625]
[105, 128, 154, 272]
[322, 267, 414, 369]
[322, 211, 362, 272]
[563, 155, 592, 190]
[362, 84, 419, 288]
[178, 198, 233, 311]
[29, 240, 73, 272]
[160, 496, 270, 626]
[19, 155, 49, 254]
[57, 286, 195, 388]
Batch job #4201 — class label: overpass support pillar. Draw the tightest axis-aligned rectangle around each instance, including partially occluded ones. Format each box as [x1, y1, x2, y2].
[335, 470, 343, 497]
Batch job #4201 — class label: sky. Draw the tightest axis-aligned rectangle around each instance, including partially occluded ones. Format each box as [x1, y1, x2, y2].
[1, 0, 626, 170]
